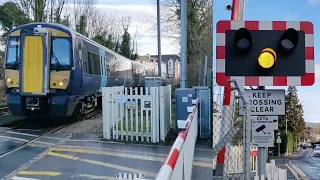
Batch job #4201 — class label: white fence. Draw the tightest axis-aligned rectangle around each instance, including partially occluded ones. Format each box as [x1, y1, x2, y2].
[155, 99, 199, 180]
[254, 160, 287, 180]
[102, 85, 172, 143]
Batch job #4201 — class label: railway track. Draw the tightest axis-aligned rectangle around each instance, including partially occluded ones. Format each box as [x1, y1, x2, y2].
[0, 107, 10, 117]
[84, 108, 102, 119]
[0, 107, 101, 158]
[0, 123, 71, 158]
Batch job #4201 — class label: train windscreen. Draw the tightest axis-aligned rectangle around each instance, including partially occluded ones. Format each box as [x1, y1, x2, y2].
[50, 37, 72, 70]
[5, 37, 20, 69]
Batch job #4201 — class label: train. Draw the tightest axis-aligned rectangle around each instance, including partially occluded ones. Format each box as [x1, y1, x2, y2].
[3, 22, 175, 120]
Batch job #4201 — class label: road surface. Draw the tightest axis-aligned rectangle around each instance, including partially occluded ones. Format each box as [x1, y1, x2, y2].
[290, 148, 320, 179]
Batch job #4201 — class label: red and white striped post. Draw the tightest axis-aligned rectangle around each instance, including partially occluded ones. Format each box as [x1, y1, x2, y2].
[214, 0, 241, 176]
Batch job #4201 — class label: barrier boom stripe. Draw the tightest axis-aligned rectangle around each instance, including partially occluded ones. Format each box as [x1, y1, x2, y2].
[155, 100, 199, 180]
[216, 20, 315, 86]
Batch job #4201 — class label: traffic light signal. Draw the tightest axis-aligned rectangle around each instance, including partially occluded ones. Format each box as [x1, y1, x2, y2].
[216, 20, 314, 86]
[225, 27, 305, 77]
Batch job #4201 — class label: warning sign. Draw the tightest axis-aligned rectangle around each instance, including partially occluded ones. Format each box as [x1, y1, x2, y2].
[252, 116, 275, 147]
[239, 89, 285, 116]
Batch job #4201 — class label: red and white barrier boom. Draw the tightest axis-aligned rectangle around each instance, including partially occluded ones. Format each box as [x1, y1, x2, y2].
[155, 99, 199, 180]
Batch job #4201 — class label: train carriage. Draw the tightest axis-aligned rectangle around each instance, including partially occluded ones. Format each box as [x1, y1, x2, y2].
[4, 22, 170, 120]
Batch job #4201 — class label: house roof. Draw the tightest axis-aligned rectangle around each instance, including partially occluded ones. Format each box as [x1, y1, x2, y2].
[150, 54, 180, 63]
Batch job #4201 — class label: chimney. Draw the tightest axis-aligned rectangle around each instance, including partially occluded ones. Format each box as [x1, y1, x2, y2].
[147, 53, 150, 58]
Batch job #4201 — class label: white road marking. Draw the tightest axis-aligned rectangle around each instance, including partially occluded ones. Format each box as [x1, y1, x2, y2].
[17, 129, 41, 132]
[297, 150, 306, 157]
[43, 136, 62, 140]
[11, 176, 41, 180]
[5, 131, 38, 137]
[285, 163, 300, 180]
[0, 135, 29, 142]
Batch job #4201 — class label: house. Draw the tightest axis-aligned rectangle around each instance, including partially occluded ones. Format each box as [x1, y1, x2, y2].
[137, 54, 180, 81]
[136, 54, 166, 78]
[148, 54, 180, 83]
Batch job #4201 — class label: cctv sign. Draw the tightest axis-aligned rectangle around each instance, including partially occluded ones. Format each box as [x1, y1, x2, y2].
[239, 89, 285, 116]
[252, 116, 276, 147]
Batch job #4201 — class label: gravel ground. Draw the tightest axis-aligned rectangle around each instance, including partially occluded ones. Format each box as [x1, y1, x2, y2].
[56, 113, 103, 135]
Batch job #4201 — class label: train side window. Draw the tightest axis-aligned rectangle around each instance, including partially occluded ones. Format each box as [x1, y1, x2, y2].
[82, 45, 88, 73]
[100, 56, 104, 76]
[88, 51, 93, 74]
[94, 53, 101, 75]
[88, 52, 100, 75]
[104, 57, 107, 76]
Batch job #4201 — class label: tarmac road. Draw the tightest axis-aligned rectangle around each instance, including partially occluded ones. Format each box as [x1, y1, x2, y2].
[290, 148, 320, 179]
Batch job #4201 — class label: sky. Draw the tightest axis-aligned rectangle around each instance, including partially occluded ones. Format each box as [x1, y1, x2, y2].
[94, 0, 179, 56]
[95, 0, 320, 123]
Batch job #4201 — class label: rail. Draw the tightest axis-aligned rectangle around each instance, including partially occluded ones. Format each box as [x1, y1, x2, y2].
[0, 106, 10, 117]
[155, 98, 199, 180]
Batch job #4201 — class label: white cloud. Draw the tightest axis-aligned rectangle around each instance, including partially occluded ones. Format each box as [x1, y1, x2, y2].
[283, 13, 300, 21]
[298, 91, 320, 123]
[308, 0, 320, 5]
[94, 4, 179, 55]
[315, 64, 320, 79]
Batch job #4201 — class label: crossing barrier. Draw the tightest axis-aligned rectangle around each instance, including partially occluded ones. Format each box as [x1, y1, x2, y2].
[155, 99, 199, 180]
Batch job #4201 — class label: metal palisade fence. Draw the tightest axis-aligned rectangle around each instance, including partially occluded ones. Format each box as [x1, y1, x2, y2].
[102, 85, 172, 143]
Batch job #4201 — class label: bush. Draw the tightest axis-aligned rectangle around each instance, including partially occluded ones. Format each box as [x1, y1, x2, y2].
[280, 132, 295, 154]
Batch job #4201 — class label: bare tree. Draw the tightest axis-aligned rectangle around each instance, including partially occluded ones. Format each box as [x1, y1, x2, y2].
[146, 0, 213, 86]
[13, 0, 69, 23]
[50, 0, 68, 23]
[132, 25, 139, 53]
[119, 15, 131, 32]
[71, 0, 97, 37]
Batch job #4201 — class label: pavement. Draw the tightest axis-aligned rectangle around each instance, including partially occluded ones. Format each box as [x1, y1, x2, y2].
[0, 130, 213, 180]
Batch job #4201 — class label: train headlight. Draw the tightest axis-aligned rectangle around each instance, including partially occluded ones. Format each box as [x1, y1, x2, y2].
[6, 78, 11, 83]
[59, 79, 68, 86]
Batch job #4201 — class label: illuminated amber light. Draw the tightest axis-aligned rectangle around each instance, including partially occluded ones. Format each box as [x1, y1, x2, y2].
[258, 48, 277, 69]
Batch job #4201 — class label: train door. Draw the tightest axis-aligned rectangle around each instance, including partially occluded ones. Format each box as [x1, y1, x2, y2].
[19, 27, 50, 96]
[80, 39, 89, 94]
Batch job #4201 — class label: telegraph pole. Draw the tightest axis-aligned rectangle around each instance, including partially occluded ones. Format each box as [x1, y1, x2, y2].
[157, 0, 162, 77]
[257, 86, 266, 177]
[180, 0, 187, 88]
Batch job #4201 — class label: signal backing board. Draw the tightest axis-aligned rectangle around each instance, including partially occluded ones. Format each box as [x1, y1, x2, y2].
[215, 20, 314, 87]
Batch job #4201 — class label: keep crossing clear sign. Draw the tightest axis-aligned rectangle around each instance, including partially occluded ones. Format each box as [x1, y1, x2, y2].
[239, 89, 285, 116]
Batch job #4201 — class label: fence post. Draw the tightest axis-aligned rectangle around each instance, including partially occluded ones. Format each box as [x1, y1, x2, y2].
[150, 87, 157, 143]
[169, 85, 172, 126]
[156, 86, 160, 142]
[159, 86, 165, 141]
[244, 99, 252, 179]
[102, 87, 111, 140]
[111, 87, 116, 140]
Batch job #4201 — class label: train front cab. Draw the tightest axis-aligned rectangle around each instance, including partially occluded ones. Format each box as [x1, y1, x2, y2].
[5, 24, 75, 119]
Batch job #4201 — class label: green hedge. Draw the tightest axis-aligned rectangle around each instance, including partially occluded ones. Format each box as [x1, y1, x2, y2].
[279, 132, 295, 154]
